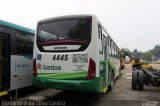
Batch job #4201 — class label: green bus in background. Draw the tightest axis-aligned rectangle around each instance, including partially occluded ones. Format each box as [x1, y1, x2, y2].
[0, 20, 34, 96]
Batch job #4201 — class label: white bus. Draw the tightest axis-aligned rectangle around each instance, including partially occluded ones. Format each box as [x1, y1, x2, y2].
[0, 20, 34, 96]
[33, 15, 120, 93]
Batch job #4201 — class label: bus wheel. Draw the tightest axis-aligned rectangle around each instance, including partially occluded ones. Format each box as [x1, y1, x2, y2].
[108, 72, 114, 91]
[138, 70, 144, 90]
[132, 71, 138, 90]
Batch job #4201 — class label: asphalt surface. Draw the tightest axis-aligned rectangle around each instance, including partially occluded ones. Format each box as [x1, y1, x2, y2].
[2, 64, 160, 106]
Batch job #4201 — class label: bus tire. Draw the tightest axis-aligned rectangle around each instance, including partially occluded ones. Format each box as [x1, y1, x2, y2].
[138, 70, 144, 90]
[132, 71, 138, 90]
[108, 72, 114, 91]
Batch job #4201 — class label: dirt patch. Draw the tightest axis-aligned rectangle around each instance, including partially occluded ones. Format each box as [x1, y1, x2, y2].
[150, 64, 160, 70]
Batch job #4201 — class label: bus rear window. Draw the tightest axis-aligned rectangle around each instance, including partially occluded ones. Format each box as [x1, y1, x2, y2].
[37, 18, 92, 52]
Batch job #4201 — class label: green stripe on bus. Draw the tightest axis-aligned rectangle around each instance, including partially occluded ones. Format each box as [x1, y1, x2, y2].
[43, 74, 87, 79]
[38, 71, 87, 76]
[38, 71, 87, 79]
[100, 60, 107, 65]
[38, 73, 87, 77]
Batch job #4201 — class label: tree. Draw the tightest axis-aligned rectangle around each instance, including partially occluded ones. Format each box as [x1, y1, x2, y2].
[123, 48, 131, 57]
[142, 51, 152, 62]
[152, 44, 160, 59]
[120, 49, 125, 59]
[131, 49, 142, 59]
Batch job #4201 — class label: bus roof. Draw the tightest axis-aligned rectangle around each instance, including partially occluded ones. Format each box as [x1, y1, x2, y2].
[0, 20, 35, 34]
[37, 14, 120, 49]
[38, 14, 96, 24]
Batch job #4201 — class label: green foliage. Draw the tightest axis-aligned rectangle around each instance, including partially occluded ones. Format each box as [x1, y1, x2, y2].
[142, 51, 152, 62]
[129, 44, 160, 62]
[132, 49, 142, 59]
[120, 48, 131, 59]
[120, 48, 131, 58]
[123, 48, 131, 57]
[152, 45, 160, 58]
[120, 49, 125, 58]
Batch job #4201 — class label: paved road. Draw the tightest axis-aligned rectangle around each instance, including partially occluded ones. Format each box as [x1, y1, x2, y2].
[5, 64, 160, 106]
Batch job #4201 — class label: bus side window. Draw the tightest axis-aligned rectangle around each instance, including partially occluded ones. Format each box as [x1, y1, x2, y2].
[16, 32, 27, 54]
[112, 42, 114, 57]
[98, 25, 102, 40]
[113, 43, 116, 57]
[103, 36, 107, 60]
[102, 37, 105, 52]
[116, 46, 118, 58]
[16, 32, 34, 55]
[117, 48, 119, 58]
[110, 39, 112, 56]
[27, 35, 34, 54]
[98, 25, 103, 54]
[108, 37, 110, 56]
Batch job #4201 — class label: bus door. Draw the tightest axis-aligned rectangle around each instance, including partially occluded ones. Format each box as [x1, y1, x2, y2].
[10, 34, 33, 90]
[0, 33, 10, 91]
[104, 38, 108, 85]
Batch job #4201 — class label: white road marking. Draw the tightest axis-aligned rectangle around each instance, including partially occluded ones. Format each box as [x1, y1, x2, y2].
[123, 72, 132, 80]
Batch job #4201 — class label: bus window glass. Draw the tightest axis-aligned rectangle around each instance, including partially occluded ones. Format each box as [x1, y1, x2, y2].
[16, 32, 34, 54]
[98, 25, 103, 54]
[110, 39, 112, 56]
[37, 18, 91, 52]
[108, 38, 110, 56]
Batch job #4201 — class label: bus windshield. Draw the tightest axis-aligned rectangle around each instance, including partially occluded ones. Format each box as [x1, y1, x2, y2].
[37, 18, 92, 52]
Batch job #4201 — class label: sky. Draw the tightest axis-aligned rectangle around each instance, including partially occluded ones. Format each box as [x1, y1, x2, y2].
[0, 0, 160, 52]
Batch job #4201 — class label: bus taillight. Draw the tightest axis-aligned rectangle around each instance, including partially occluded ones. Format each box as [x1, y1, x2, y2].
[87, 58, 96, 80]
[33, 58, 37, 76]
